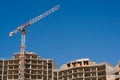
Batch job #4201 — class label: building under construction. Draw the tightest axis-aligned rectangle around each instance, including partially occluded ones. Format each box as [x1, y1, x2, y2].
[53, 58, 120, 80]
[0, 52, 57, 80]
[0, 53, 120, 80]
[1, 4, 119, 80]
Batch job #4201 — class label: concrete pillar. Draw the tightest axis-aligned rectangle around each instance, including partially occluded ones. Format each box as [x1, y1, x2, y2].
[47, 59, 48, 80]
[72, 70, 74, 79]
[96, 67, 98, 80]
[2, 60, 4, 80]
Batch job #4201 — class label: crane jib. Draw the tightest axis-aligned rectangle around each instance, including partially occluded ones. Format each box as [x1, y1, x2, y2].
[9, 4, 60, 80]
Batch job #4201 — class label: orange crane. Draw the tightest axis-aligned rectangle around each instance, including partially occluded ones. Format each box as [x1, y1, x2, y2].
[9, 5, 60, 80]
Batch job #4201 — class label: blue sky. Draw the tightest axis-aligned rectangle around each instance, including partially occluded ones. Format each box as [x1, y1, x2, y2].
[0, 0, 120, 67]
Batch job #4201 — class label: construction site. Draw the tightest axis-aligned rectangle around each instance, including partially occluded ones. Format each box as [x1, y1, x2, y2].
[0, 4, 120, 80]
[0, 54, 120, 80]
[0, 52, 56, 80]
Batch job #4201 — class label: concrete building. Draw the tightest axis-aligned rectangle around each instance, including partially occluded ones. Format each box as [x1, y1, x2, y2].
[107, 62, 120, 80]
[53, 58, 115, 80]
[0, 52, 119, 80]
[0, 52, 57, 80]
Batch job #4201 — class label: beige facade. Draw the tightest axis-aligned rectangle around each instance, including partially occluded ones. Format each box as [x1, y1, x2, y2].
[0, 52, 57, 80]
[0, 53, 120, 80]
[53, 58, 116, 80]
[108, 62, 120, 80]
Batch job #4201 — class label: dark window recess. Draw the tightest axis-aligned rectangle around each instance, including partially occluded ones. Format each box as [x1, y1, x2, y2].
[84, 61, 89, 65]
[67, 63, 70, 67]
[48, 63, 52, 69]
[77, 62, 82, 66]
[72, 62, 76, 67]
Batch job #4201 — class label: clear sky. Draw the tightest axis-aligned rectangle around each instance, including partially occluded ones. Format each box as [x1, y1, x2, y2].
[0, 0, 120, 67]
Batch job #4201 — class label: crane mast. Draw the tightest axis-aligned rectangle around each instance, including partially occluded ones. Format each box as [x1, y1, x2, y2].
[9, 5, 60, 80]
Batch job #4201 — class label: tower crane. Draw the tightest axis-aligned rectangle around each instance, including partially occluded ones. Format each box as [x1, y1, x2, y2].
[9, 5, 60, 80]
